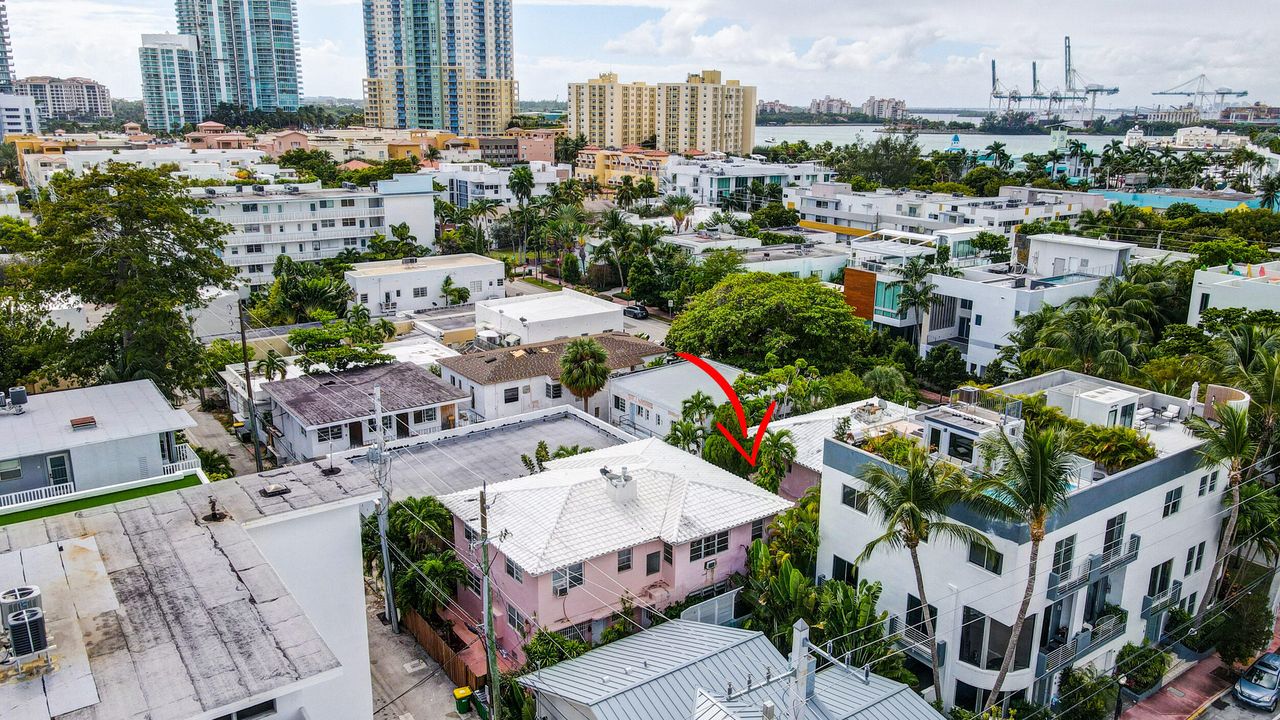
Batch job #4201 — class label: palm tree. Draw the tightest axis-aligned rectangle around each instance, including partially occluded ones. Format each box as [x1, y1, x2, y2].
[857, 446, 992, 702]
[754, 429, 797, 494]
[559, 337, 610, 412]
[681, 390, 717, 425]
[373, 318, 397, 342]
[590, 237, 626, 291]
[970, 427, 1076, 706]
[508, 165, 535, 263]
[1027, 304, 1141, 379]
[466, 198, 502, 254]
[1185, 404, 1256, 619]
[663, 193, 697, 233]
[254, 349, 289, 381]
[1260, 174, 1280, 211]
[889, 256, 937, 348]
[665, 419, 704, 453]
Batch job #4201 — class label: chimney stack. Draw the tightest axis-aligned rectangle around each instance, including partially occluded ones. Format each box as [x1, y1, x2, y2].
[762, 701, 777, 719]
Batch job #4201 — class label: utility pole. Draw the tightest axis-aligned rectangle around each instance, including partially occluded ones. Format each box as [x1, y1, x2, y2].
[238, 299, 263, 472]
[371, 386, 399, 633]
[479, 484, 501, 720]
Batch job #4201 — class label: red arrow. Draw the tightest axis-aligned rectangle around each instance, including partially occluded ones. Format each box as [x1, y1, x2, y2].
[675, 352, 777, 467]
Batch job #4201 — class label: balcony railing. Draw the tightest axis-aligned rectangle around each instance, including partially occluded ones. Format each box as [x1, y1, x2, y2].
[0, 482, 75, 509]
[1039, 610, 1130, 676]
[1047, 534, 1142, 601]
[888, 613, 946, 664]
[1141, 580, 1182, 619]
[1038, 634, 1078, 676]
[162, 443, 202, 475]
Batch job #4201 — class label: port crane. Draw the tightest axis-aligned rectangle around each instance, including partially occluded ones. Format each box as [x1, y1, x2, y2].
[1063, 36, 1118, 119]
[1153, 74, 1248, 115]
[989, 37, 1116, 120]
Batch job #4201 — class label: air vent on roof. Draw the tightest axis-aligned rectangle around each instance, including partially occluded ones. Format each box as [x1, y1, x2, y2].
[70, 416, 97, 430]
[260, 483, 292, 497]
[483, 356, 497, 364]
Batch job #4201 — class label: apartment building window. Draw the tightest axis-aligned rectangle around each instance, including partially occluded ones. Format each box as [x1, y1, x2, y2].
[247, 264, 265, 274]
[246, 243, 264, 253]
[968, 541, 1004, 574]
[959, 606, 1034, 671]
[663, 542, 673, 564]
[412, 287, 429, 298]
[841, 484, 869, 513]
[1198, 293, 1210, 313]
[0, 459, 21, 482]
[215, 699, 277, 720]
[342, 218, 357, 227]
[341, 198, 356, 207]
[1209, 471, 1219, 492]
[316, 425, 343, 443]
[503, 387, 519, 404]
[551, 563, 584, 595]
[1147, 559, 1173, 597]
[1103, 513, 1126, 555]
[960, 299, 973, 310]
[241, 203, 259, 212]
[506, 603, 528, 634]
[613, 395, 626, 411]
[907, 595, 938, 637]
[974, 314, 983, 326]
[832, 555, 857, 585]
[243, 223, 261, 233]
[1052, 535, 1076, 577]
[412, 408, 436, 424]
[505, 557, 522, 582]
[464, 526, 476, 542]
[1198, 474, 1210, 496]
[751, 518, 765, 542]
[319, 200, 333, 209]
[369, 198, 383, 208]
[1193, 541, 1205, 572]
[321, 219, 336, 228]
[545, 382, 562, 399]
[690, 531, 729, 561]
[344, 238, 360, 247]
[360, 293, 369, 304]
[617, 548, 632, 572]
[1162, 487, 1183, 517]
[646, 550, 660, 575]
[465, 571, 481, 596]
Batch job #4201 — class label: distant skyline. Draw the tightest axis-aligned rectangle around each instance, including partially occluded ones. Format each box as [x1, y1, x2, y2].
[9, 0, 1276, 112]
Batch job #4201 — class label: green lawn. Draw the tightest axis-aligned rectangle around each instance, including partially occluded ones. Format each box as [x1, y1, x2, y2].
[0, 474, 203, 527]
[520, 276, 563, 292]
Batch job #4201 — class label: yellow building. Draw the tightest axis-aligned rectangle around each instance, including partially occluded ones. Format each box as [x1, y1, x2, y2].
[566, 70, 756, 155]
[574, 146, 673, 187]
[459, 78, 518, 138]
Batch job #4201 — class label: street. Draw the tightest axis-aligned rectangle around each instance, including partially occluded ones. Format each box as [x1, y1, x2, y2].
[367, 592, 465, 719]
[180, 397, 260, 476]
[1202, 692, 1276, 720]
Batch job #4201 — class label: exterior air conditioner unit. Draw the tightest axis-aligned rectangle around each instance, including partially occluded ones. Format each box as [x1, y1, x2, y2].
[553, 586, 568, 598]
[704, 559, 717, 571]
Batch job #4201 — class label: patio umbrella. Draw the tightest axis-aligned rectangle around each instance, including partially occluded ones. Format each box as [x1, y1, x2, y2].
[1188, 381, 1200, 414]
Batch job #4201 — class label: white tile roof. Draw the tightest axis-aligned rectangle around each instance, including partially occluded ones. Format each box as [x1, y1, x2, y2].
[439, 439, 793, 575]
[752, 399, 914, 473]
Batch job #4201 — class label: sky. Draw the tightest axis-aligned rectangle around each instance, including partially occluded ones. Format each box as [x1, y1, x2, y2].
[8, 0, 1276, 110]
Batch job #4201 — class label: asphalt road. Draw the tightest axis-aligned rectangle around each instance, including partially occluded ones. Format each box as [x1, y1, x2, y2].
[1201, 690, 1277, 720]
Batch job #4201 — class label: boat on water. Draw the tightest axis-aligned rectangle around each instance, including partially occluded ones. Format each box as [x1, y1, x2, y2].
[764, 137, 777, 144]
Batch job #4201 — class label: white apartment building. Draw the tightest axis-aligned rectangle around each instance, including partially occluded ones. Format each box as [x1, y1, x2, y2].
[15, 76, 113, 119]
[24, 146, 266, 189]
[1173, 126, 1250, 149]
[861, 96, 908, 120]
[474, 289, 625, 345]
[424, 160, 569, 208]
[0, 181, 18, 217]
[194, 174, 436, 289]
[139, 33, 206, 131]
[809, 95, 856, 115]
[0, 93, 39, 137]
[921, 234, 1132, 374]
[787, 184, 1109, 240]
[608, 359, 746, 438]
[818, 373, 1250, 711]
[345, 253, 505, 317]
[567, 70, 757, 155]
[661, 156, 834, 205]
[439, 332, 665, 422]
[1187, 259, 1280, 326]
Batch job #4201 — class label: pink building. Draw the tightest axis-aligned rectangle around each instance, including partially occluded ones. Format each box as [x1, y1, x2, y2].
[439, 438, 792, 665]
[184, 121, 255, 150]
[256, 130, 310, 157]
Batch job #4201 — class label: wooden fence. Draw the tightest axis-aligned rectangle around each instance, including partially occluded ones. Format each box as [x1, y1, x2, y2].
[401, 609, 486, 690]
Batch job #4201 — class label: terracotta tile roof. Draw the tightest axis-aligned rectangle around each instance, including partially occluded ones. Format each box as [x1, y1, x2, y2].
[438, 332, 665, 385]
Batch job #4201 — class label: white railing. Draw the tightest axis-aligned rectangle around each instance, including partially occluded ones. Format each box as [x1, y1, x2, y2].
[1042, 635, 1078, 672]
[889, 613, 934, 651]
[0, 482, 75, 509]
[162, 443, 202, 475]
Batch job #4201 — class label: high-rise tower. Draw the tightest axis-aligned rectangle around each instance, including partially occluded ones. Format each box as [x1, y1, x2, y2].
[0, 0, 17, 94]
[362, 0, 516, 134]
[174, 0, 302, 112]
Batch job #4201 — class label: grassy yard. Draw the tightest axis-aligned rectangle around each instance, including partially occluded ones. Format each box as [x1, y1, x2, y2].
[0, 474, 203, 527]
[520, 276, 563, 292]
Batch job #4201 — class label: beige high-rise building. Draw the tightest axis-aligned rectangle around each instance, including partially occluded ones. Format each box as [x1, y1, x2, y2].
[567, 70, 756, 155]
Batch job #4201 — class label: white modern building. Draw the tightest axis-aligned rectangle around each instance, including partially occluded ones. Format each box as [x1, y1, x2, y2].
[0, 380, 201, 513]
[862, 96, 909, 120]
[1187, 259, 1280, 326]
[0, 181, 19, 217]
[817, 373, 1248, 711]
[14, 75, 113, 120]
[438, 332, 665, 421]
[0, 93, 40, 137]
[922, 234, 1131, 374]
[345, 253, 505, 317]
[424, 160, 570, 209]
[660, 156, 834, 206]
[474, 289, 626, 346]
[195, 174, 436, 289]
[608, 358, 746, 438]
[23, 146, 266, 189]
[260, 361, 470, 463]
[787, 184, 1108, 240]
[138, 33, 207, 131]
[0, 464, 380, 720]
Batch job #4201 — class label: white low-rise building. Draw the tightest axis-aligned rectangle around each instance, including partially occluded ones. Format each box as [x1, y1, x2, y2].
[23, 146, 267, 189]
[1187, 259, 1280, 326]
[195, 174, 436, 289]
[818, 373, 1249, 711]
[608, 358, 746, 438]
[661, 156, 834, 205]
[424, 160, 570, 208]
[787, 184, 1108, 240]
[439, 332, 665, 422]
[474, 289, 625, 346]
[345, 253, 505, 317]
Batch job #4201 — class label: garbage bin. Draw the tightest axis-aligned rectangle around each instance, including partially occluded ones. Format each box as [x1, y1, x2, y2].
[453, 686, 472, 714]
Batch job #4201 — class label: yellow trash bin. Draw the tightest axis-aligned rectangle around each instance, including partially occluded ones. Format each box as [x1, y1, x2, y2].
[453, 686, 473, 713]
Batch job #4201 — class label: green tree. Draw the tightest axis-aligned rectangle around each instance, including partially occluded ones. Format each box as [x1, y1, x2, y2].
[393, 551, 467, 617]
[680, 390, 717, 426]
[523, 630, 590, 669]
[861, 365, 911, 402]
[0, 297, 72, 389]
[751, 203, 799, 228]
[287, 318, 393, 374]
[1185, 404, 1256, 619]
[559, 337, 610, 412]
[15, 163, 235, 395]
[1056, 665, 1116, 720]
[665, 420, 704, 453]
[1191, 236, 1269, 268]
[508, 165, 535, 262]
[666, 274, 871, 374]
[917, 344, 968, 392]
[1213, 591, 1275, 668]
[1028, 305, 1141, 379]
[754, 428, 797, 494]
[254, 349, 289, 381]
[440, 274, 471, 306]
[662, 194, 697, 233]
[560, 252, 582, 285]
[970, 428, 1076, 705]
[857, 446, 991, 701]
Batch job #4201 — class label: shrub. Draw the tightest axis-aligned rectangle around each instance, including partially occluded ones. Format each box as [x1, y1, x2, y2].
[1057, 665, 1115, 720]
[1116, 642, 1170, 692]
[861, 432, 919, 466]
[1068, 424, 1157, 474]
[1212, 591, 1274, 667]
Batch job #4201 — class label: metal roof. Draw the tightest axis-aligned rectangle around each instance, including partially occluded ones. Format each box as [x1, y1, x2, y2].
[261, 362, 468, 428]
[519, 620, 943, 720]
[608, 360, 746, 414]
[0, 380, 195, 462]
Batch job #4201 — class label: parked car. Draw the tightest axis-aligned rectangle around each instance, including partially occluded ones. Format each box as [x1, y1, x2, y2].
[1235, 652, 1280, 711]
[623, 305, 649, 319]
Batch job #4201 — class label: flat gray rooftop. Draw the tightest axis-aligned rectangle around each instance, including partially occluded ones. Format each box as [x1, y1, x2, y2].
[348, 408, 636, 498]
[0, 465, 378, 720]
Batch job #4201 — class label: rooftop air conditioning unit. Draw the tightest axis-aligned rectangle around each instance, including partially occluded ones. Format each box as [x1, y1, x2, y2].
[341, 181, 357, 191]
[1, 586, 41, 630]
[204, 188, 217, 196]
[252, 184, 265, 193]
[8, 607, 49, 657]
